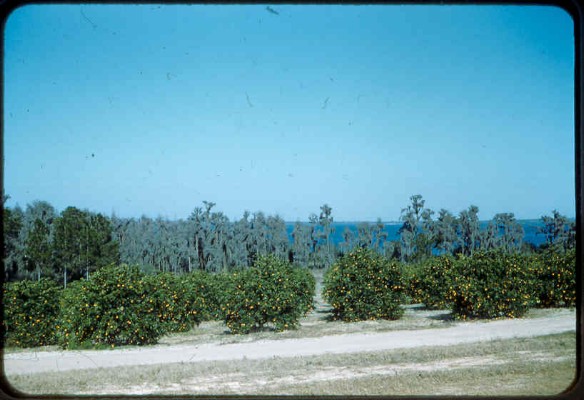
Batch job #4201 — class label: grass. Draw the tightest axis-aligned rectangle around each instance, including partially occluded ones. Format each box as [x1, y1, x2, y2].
[255, 360, 576, 396]
[7, 332, 576, 396]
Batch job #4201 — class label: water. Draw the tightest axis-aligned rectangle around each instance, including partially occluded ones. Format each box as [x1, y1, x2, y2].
[286, 219, 548, 247]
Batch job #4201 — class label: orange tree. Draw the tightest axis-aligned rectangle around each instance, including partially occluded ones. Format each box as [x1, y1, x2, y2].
[323, 247, 405, 322]
[446, 251, 532, 320]
[181, 270, 226, 321]
[529, 248, 576, 308]
[3, 278, 61, 348]
[221, 255, 315, 334]
[142, 272, 206, 333]
[401, 262, 425, 304]
[57, 264, 166, 349]
[410, 256, 456, 309]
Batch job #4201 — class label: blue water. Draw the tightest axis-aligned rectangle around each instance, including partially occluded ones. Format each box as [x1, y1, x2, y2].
[285, 219, 547, 247]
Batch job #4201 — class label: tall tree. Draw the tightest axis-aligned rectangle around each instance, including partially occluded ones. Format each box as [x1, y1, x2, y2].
[417, 208, 435, 260]
[458, 205, 481, 256]
[266, 215, 289, 261]
[188, 207, 206, 271]
[355, 220, 388, 253]
[52, 207, 118, 286]
[86, 213, 119, 276]
[208, 210, 233, 272]
[25, 219, 53, 281]
[53, 207, 88, 287]
[493, 213, 524, 253]
[538, 210, 575, 251]
[480, 221, 499, 251]
[432, 209, 458, 255]
[339, 226, 356, 255]
[21, 201, 57, 280]
[398, 195, 433, 262]
[233, 211, 253, 267]
[24, 201, 56, 229]
[308, 213, 324, 268]
[356, 222, 374, 249]
[318, 204, 335, 267]
[372, 218, 389, 253]
[250, 211, 269, 260]
[291, 221, 312, 266]
[3, 205, 25, 281]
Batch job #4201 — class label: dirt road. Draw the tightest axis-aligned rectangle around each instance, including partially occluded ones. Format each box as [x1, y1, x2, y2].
[4, 311, 575, 376]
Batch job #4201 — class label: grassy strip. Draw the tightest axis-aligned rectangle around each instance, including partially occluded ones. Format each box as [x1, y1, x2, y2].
[257, 360, 576, 396]
[7, 332, 575, 396]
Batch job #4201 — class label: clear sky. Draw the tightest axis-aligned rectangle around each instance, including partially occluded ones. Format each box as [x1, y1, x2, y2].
[3, 4, 575, 222]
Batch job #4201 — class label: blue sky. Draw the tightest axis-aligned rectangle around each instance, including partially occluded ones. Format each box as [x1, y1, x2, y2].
[4, 4, 575, 221]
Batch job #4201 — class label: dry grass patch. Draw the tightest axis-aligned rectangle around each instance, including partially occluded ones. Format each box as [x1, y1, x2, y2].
[8, 332, 575, 396]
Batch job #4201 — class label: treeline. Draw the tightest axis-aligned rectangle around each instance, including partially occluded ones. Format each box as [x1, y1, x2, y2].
[3, 198, 119, 286]
[3, 194, 575, 284]
[4, 247, 575, 349]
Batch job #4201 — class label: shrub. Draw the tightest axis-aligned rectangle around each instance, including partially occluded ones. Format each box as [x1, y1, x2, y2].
[143, 272, 202, 333]
[213, 271, 240, 319]
[322, 248, 405, 322]
[221, 255, 315, 334]
[3, 279, 61, 348]
[290, 266, 316, 316]
[446, 252, 532, 320]
[57, 264, 166, 349]
[413, 256, 456, 309]
[181, 271, 225, 321]
[400, 263, 425, 304]
[529, 248, 576, 308]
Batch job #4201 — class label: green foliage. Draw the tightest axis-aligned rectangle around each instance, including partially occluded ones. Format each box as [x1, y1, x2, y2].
[539, 210, 575, 250]
[529, 249, 576, 308]
[290, 266, 317, 316]
[399, 194, 434, 263]
[207, 271, 237, 320]
[57, 264, 165, 349]
[446, 252, 532, 320]
[400, 263, 424, 304]
[3, 206, 25, 281]
[25, 219, 52, 279]
[179, 270, 226, 321]
[458, 205, 481, 256]
[323, 248, 405, 322]
[221, 255, 315, 334]
[142, 272, 202, 333]
[410, 256, 456, 309]
[53, 207, 119, 285]
[3, 279, 61, 347]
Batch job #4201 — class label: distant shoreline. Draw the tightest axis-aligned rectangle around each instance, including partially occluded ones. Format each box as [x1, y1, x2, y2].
[283, 219, 566, 225]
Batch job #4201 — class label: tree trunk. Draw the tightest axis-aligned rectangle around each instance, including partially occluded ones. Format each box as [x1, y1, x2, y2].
[197, 236, 206, 271]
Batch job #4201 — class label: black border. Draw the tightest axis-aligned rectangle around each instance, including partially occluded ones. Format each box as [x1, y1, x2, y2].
[0, 1, 581, 399]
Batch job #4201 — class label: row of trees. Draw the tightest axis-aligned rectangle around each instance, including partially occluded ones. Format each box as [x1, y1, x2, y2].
[328, 195, 574, 263]
[3, 194, 575, 284]
[395, 195, 541, 262]
[3, 197, 119, 285]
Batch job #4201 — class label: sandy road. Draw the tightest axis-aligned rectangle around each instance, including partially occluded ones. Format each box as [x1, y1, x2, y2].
[4, 312, 575, 376]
